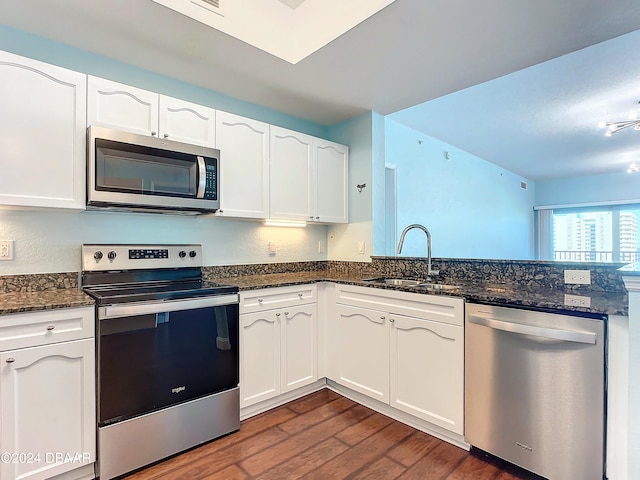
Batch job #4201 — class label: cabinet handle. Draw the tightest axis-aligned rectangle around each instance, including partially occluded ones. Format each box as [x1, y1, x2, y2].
[309, 216, 314, 219]
[151, 131, 157, 136]
[218, 210, 224, 214]
[46, 325, 55, 331]
[6, 358, 15, 363]
[163, 133, 169, 138]
[315, 216, 320, 220]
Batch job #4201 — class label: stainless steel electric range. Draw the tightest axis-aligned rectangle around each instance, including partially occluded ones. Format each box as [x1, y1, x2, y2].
[81, 244, 239, 480]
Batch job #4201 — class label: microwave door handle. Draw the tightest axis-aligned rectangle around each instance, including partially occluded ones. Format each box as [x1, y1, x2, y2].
[196, 156, 206, 199]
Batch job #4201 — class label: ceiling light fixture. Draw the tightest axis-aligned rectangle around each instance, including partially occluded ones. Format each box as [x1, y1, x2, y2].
[600, 103, 640, 136]
[627, 163, 640, 174]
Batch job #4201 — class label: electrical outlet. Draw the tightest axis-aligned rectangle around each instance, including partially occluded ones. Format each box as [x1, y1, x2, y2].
[564, 269, 591, 285]
[357, 241, 365, 254]
[268, 242, 277, 255]
[318, 241, 325, 253]
[564, 294, 591, 308]
[0, 240, 14, 261]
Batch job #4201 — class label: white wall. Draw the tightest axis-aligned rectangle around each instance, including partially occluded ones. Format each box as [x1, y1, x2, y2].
[0, 210, 328, 275]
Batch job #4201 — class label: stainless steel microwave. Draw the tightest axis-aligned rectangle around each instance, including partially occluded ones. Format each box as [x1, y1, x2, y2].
[87, 126, 220, 214]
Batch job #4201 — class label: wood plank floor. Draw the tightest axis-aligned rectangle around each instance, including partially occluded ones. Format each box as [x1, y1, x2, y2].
[124, 389, 542, 480]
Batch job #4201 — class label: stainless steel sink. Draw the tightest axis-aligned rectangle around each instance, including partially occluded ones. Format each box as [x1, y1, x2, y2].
[413, 283, 460, 291]
[362, 278, 459, 290]
[363, 277, 422, 286]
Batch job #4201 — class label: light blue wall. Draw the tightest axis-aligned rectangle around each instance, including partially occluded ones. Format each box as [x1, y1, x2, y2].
[385, 118, 536, 260]
[326, 113, 373, 261]
[536, 171, 640, 206]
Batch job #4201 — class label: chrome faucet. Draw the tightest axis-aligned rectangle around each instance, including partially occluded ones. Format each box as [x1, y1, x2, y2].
[396, 224, 439, 277]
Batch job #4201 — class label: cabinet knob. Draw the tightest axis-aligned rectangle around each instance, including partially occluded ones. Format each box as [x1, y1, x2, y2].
[258, 299, 263, 303]
[151, 131, 157, 136]
[284, 311, 289, 316]
[163, 133, 169, 138]
[276, 313, 281, 317]
[315, 216, 320, 220]
[380, 316, 385, 320]
[298, 293, 303, 298]
[309, 216, 314, 219]
[218, 210, 224, 214]
[6, 358, 15, 363]
[389, 318, 395, 323]
[46, 325, 55, 331]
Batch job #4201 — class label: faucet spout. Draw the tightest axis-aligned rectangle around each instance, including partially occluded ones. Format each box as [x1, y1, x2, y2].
[396, 224, 439, 277]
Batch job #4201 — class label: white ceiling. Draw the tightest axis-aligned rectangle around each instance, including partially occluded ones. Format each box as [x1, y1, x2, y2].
[2, 0, 640, 180]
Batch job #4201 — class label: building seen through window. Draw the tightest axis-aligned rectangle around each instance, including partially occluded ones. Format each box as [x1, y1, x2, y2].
[552, 207, 640, 263]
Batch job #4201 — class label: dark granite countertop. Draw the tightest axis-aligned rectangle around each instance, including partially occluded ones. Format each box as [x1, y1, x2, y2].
[210, 271, 628, 316]
[0, 268, 628, 317]
[0, 289, 95, 315]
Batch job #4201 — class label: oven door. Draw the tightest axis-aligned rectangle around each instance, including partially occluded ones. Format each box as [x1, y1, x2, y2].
[97, 294, 239, 426]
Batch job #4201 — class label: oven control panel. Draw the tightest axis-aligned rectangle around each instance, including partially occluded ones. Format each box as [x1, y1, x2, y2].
[82, 244, 202, 271]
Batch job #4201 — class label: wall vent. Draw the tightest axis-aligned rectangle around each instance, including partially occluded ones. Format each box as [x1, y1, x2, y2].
[520, 181, 527, 190]
[192, 0, 223, 15]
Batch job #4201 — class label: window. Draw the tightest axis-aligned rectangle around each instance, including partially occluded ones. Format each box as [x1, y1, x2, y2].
[547, 205, 640, 263]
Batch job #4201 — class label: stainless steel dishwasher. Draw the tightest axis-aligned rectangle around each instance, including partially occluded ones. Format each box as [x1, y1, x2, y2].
[465, 303, 606, 480]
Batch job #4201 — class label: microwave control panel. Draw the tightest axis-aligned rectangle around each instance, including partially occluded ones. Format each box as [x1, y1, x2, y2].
[203, 162, 217, 200]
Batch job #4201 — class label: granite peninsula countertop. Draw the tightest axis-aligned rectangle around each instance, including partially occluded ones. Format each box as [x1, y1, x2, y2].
[0, 288, 95, 315]
[209, 271, 629, 316]
[0, 269, 628, 317]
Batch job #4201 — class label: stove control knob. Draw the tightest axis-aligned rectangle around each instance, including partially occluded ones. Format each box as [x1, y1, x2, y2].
[189, 250, 197, 258]
[179, 250, 187, 258]
[93, 251, 103, 261]
[107, 251, 117, 261]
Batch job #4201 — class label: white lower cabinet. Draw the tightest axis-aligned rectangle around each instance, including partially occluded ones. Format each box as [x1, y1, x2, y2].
[334, 304, 389, 403]
[331, 285, 464, 435]
[0, 307, 95, 480]
[240, 285, 318, 408]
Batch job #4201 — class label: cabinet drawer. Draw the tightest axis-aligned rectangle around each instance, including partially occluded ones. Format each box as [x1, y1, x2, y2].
[335, 284, 463, 326]
[0, 307, 94, 351]
[240, 284, 317, 313]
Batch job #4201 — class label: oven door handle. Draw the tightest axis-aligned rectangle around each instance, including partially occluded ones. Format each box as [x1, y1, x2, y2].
[99, 294, 239, 320]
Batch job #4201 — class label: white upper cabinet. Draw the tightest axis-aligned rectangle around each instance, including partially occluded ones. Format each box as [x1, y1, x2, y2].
[270, 126, 314, 222]
[314, 138, 348, 223]
[0, 51, 86, 209]
[159, 95, 216, 147]
[270, 127, 349, 223]
[215, 111, 270, 219]
[87, 76, 216, 147]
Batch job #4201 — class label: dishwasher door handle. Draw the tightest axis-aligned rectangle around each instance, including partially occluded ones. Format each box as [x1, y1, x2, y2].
[467, 315, 597, 344]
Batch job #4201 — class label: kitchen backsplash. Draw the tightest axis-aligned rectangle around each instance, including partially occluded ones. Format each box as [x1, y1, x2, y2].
[0, 272, 78, 293]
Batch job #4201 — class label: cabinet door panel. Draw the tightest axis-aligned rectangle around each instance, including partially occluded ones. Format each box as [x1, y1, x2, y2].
[159, 95, 216, 147]
[216, 111, 270, 219]
[0, 339, 95, 480]
[270, 126, 313, 221]
[0, 51, 86, 209]
[87, 76, 158, 136]
[390, 314, 464, 434]
[335, 304, 389, 402]
[240, 312, 280, 407]
[314, 140, 348, 223]
[282, 304, 317, 392]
